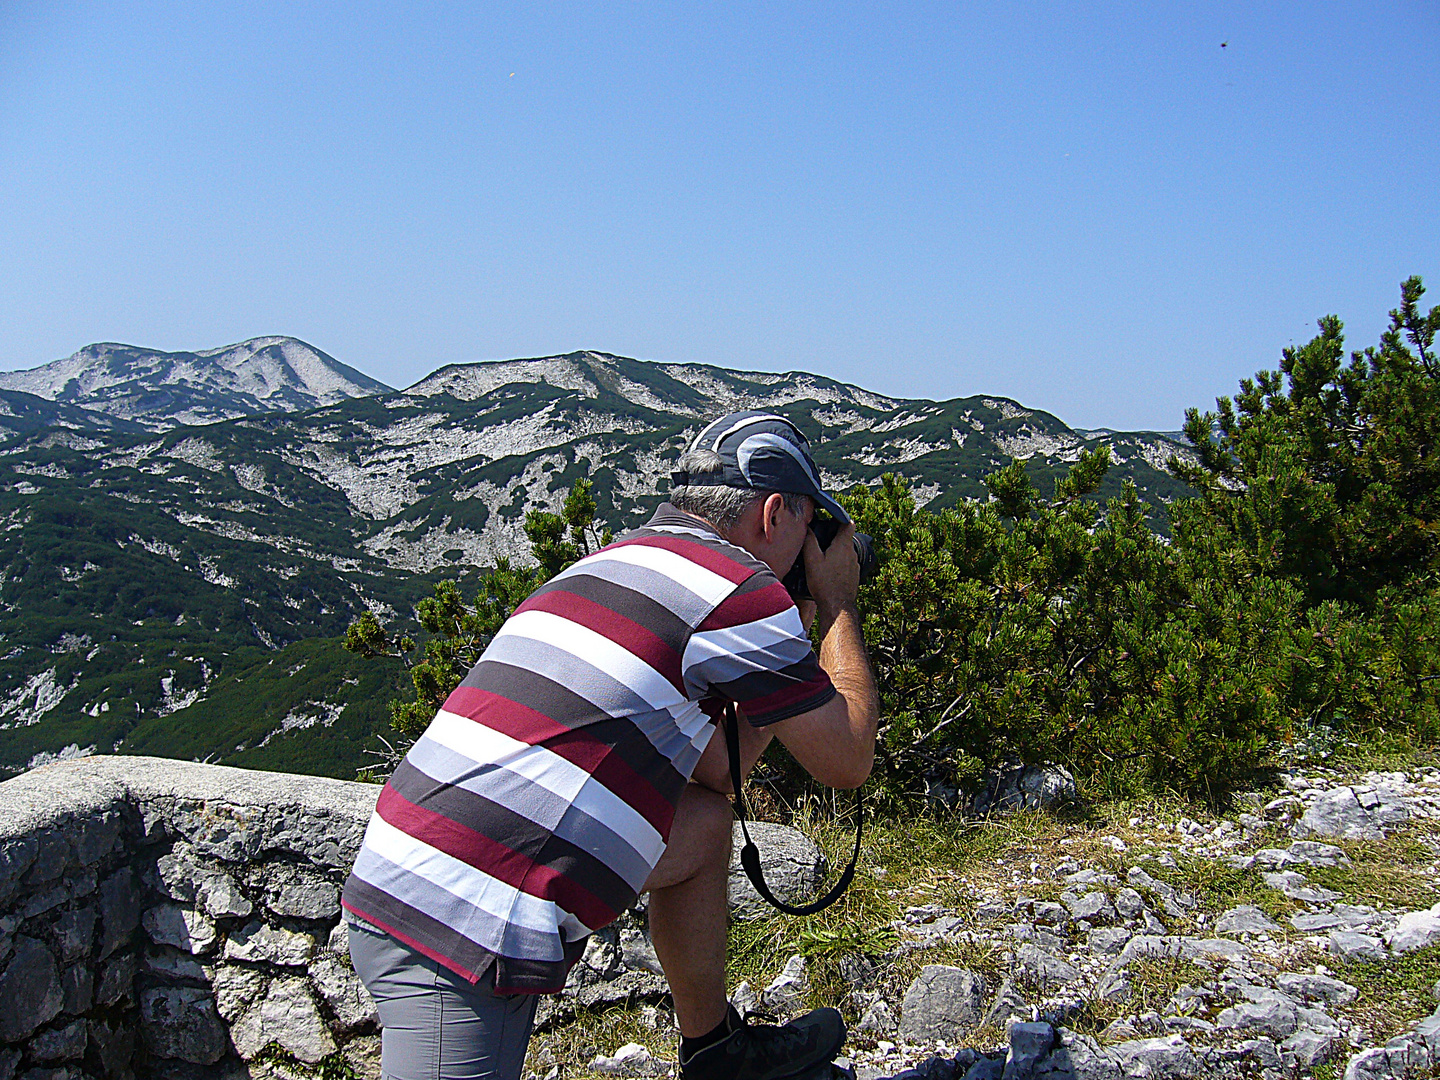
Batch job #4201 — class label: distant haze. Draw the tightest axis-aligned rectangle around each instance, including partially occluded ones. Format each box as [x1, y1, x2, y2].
[1, 3, 1435, 431]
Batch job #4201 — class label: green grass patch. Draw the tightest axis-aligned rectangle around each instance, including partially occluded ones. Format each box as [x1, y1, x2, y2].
[1333, 944, 1440, 1044]
[1308, 832, 1440, 911]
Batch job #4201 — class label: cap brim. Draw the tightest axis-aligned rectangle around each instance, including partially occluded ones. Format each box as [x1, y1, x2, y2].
[810, 488, 852, 525]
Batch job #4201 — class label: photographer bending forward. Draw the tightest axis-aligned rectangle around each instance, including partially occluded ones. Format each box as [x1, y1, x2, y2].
[343, 411, 879, 1080]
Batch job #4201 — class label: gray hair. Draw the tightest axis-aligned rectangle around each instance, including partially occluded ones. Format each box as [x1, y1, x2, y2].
[669, 449, 808, 527]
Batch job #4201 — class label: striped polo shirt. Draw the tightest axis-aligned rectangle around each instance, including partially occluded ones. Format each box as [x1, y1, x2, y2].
[342, 504, 836, 993]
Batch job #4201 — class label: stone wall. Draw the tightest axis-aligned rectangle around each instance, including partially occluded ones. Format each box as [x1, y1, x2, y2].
[0, 756, 828, 1080]
[0, 756, 382, 1080]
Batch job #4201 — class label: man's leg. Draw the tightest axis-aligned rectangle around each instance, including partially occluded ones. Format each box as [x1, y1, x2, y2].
[644, 781, 734, 1038]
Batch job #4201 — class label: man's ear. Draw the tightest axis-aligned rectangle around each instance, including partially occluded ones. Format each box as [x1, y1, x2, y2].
[759, 492, 787, 540]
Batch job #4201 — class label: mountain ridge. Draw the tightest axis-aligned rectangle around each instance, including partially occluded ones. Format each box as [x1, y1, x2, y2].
[0, 340, 1196, 778]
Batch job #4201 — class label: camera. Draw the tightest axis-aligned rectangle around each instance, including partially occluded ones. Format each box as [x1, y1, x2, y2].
[781, 514, 878, 601]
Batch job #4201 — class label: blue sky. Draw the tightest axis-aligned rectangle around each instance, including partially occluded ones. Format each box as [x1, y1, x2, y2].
[1, 2, 1435, 431]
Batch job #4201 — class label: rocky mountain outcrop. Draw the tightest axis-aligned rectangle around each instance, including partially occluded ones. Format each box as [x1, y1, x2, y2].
[0, 338, 391, 431]
[0, 347, 1194, 777]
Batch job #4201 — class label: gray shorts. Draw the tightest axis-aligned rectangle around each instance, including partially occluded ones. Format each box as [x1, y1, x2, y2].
[349, 920, 539, 1080]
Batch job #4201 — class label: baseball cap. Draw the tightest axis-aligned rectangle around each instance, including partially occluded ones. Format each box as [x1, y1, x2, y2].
[671, 410, 853, 525]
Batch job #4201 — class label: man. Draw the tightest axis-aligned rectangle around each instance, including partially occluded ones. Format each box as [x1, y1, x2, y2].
[343, 410, 880, 1080]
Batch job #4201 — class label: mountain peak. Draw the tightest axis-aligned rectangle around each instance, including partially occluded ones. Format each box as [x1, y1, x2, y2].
[0, 336, 392, 430]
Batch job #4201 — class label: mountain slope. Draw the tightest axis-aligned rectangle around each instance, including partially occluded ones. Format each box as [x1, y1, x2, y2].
[0, 347, 1197, 777]
[0, 336, 392, 430]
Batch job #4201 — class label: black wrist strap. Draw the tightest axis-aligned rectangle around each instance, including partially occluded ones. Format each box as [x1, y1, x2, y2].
[724, 701, 863, 916]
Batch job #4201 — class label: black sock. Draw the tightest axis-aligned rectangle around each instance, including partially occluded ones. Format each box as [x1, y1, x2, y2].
[680, 1011, 736, 1058]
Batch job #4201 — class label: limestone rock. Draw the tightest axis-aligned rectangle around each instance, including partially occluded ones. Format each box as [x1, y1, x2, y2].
[97, 867, 140, 958]
[1215, 993, 1301, 1039]
[310, 953, 377, 1030]
[1088, 927, 1132, 955]
[1387, 905, 1440, 954]
[1014, 944, 1080, 986]
[224, 921, 315, 965]
[1004, 1022, 1056, 1080]
[52, 907, 96, 963]
[0, 935, 63, 1041]
[139, 986, 227, 1065]
[973, 765, 1077, 815]
[592, 1042, 658, 1077]
[207, 964, 268, 1022]
[197, 872, 253, 920]
[1293, 787, 1407, 841]
[1214, 905, 1280, 937]
[29, 1019, 87, 1062]
[899, 966, 987, 1043]
[95, 951, 136, 1006]
[1286, 840, 1351, 867]
[761, 954, 807, 1012]
[257, 863, 340, 921]
[342, 1034, 383, 1080]
[727, 822, 825, 919]
[88, 1018, 134, 1078]
[1113, 888, 1145, 920]
[1276, 972, 1359, 1006]
[982, 977, 1028, 1029]
[855, 997, 897, 1038]
[1109, 1035, 1201, 1078]
[259, 977, 338, 1065]
[1065, 891, 1116, 925]
[142, 903, 217, 954]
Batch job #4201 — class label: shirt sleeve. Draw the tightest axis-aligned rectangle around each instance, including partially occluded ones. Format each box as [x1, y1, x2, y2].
[682, 570, 836, 727]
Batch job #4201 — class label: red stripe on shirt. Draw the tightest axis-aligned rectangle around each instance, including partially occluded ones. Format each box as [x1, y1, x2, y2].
[734, 674, 835, 722]
[515, 589, 685, 693]
[375, 784, 618, 931]
[697, 579, 796, 633]
[440, 686, 570, 744]
[619, 534, 756, 585]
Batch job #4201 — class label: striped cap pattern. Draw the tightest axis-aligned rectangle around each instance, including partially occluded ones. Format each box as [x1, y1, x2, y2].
[342, 505, 836, 993]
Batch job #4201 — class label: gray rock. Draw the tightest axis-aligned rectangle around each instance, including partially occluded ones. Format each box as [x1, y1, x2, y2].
[1088, 927, 1132, 955]
[1386, 906, 1440, 953]
[1065, 892, 1116, 925]
[1109, 1035, 1200, 1078]
[30, 1019, 87, 1062]
[619, 928, 664, 977]
[1015, 944, 1080, 986]
[983, 977, 1028, 1029]
[97, 867, 140, 958]
[899, 966, 987, 1042]
[1287, 840, 1351, 867]
[52, 907, 96, 963]
[1292, 910, 1350, 932]
[1293, 787, 1403, 841]
[258, 977, 338, 1065]
[1009, 924, 1066, 953]
[142, 904, 217, 954]
[855, 998, 897, 1037]
[207, 964, 268, 1022]
[1032, 902, 1070, 926]
[1276, 972, 1359, 1006]
[60, 963, 92, 1015]
[1215, 993, 1301, 1038]
[728, 822, 826, 918]
[342, 1034, 382, 1080]
[0, 935, 63, 1040]
[1238, 1037, 1283, 1071]
[224, 921, 315, 965]
[1281, 1029, 1339, 1068]
[1004, 1022, 1056, 1080]
[87, 1019, 133, 1079]
[1125, 866, 1172, 898]
[145, 951, 206, 980]
[1095, 971, 1131, 1002]
[973, 764, 1077, 814]
[760, 955, 808, 1011]
[139, 986, 227, 1064]
[962, 1055, 1005, 1080]
[94, 950, 135, 1006]
[197, 872, 252, 919]
[1214, 905, 1280, 936]
[258, 863, 340, 921]
[1113, 888, 1145, 920]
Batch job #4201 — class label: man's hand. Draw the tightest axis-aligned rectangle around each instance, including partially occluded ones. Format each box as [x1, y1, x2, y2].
[802, 521, 860, 632]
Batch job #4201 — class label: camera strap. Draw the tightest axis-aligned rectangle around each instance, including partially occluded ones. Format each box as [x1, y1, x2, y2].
[723, 701, 863, 916]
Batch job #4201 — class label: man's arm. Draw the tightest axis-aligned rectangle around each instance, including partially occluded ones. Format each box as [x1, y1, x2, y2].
[769, 525, 879, 789]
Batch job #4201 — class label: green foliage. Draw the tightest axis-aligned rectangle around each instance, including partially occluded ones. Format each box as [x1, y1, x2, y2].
[846, 455, 1293, 803]
[344, 478, 600, 756]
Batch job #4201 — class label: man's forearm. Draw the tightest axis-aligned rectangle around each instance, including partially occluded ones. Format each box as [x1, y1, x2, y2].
[817, 601, 879, 739]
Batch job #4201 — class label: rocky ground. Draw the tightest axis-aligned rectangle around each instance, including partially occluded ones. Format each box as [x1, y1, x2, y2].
[528, 762, 1440, 1080]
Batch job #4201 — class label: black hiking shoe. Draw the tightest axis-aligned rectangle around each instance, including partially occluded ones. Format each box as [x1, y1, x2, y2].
[679, 1005, 845, 1080]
